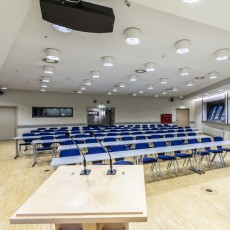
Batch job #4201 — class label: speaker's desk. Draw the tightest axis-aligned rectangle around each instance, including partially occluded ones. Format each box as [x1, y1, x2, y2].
[10, 165, 147, 230]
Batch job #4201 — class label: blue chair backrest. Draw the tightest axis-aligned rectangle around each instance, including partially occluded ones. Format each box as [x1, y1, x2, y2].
[71, 127, 80, 130]
[107, 133, 117, 136]
[23, 133, 34, 136]
[87, 147, 106, 155]
[37, 128, 46, 131]
[165, 134, 174, 138]
[135, 143, 149, 149]
[171, 140, 183, 146]
[57, 135, 67, 139]
[136, 135, 146, 140]
[104, 138, 116, 142]
[214, 136, 223, 142]
[154, 141, 167, 147]
[111, 145, 127, 152]
[185, 129, 192, 132]
[63, 140, 75, 145]
[177, 133, 186, 137]
[122, 136, 133, 141]
[201, 137, 211, 143]
[188, 132, 196, 136]
[40, 136, 54, 140]
[74, 134, 89, 138]
[149, 135, 162, 139]
[85, 139, 98, 143]
[60, 149, 80, 157]
[188, 138, 198, 144]
[145, 131, 154, 134]
[95, 133, 104, 137]
[133, 132, 142, 135]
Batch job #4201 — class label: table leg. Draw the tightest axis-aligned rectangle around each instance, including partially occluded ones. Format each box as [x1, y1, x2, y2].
[189, 149, 205, 174]
[14, 139, 19, 159]
[32, 144, 37, 167]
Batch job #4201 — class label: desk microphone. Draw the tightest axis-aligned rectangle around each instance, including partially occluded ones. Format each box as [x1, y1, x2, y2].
[65, 131, 91, 175]
[89, 131, 116, 175]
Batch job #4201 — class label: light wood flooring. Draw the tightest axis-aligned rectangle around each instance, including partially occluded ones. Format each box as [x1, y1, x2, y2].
[0, 140, 230, 230]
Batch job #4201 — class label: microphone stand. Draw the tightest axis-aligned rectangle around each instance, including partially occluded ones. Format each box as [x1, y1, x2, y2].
[66, 132, 91, 175]
[90, 131, 116, 175]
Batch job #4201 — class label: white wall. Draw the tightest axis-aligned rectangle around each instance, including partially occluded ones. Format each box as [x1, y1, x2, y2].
[0, 90, 195, 135]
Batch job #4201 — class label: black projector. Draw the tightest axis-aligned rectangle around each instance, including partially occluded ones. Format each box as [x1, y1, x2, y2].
[39, 0, 115, 33]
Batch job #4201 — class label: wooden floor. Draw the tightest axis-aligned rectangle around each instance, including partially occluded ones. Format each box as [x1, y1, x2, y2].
[1, 140, 230, 230]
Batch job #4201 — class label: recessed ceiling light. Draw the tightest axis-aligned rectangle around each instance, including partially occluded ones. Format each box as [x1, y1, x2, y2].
[186, 81, 194, 86]
[112, 87, 117, 92]
[138, 89, 144, 94]
[205, 93, 209, 96]
[182, 0, 199, 3]
[84, 79, 92, 86]
[175, 39, 191, 54]
[145, 62, 156, 72]
[40, 88, 46, 92]
[0, 85, 8, 90]
[180, 67, 190, 76]
[108, 91, 112, 95]
[53, 24, 72, 33]
[160, 78, 168, 84]
[80, 85, 86, 90]
[215, 49, 230, 61]
[129, 75, 137, 82]
[208, 72, 218, 79]
[45, 48, 60, 61]
[135, 69, 146, 73]
[41, 76, 51, 83]
[124, 27, 141, 45]
[91, 71, 101, 78]
[180, 96, 184, 99]
[147, 84, 154, 90]
[119, 82, 126, 88]
[162, 91, 167, 95]
[77, 89, 82, 94]
[155, 94, 159, 98]
[218, 89, 224, 92]
[40, 82, 48, 88]
[102, 56, 114, 67]
[43, 65, 54, 74]
[172, 87, 178, 92]
[132, 93, 137, 96]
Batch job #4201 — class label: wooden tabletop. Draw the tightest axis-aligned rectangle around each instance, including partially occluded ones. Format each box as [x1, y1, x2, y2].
[10, 165, 147, 225]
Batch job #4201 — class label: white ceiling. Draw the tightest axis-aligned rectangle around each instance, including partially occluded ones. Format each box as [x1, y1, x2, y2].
[0, 0, 230, 97]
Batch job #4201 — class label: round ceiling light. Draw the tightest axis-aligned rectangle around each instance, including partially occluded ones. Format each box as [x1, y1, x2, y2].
[108, 91, 112, 95]
[160, 78, 168, 84]
[43, 65, 54, 74]
[162, 91, 167, 95]
[40, 87, 46, 92]
[180, 67, 190, 76]
[208, 72, 218, 79]
[41, 76, 51, 83]
[124, 27, 141, 45]
[40, 82, 48, 88]
[172, 87, 178, 92]
[80, 85, 86, 90]
[102, 56, 114, 67]
[91, 71, 101, 79]
[112, 87, 117, 92]
[147, 84, 154, 90]
[132, 93, 137, 97]
[155, 94, 159, 98]
[53, 24, 72, 33]
[45, 48, 60, 61]
[119, 82, 126, 88]
[0, 85, 8, 90]
[215, 49, 229, 61]
[183, 0, 199, 3]
[175, 39, 191, 54]
[186, 80, 194, 86]
[84, 79, 92, 86]
[138, 89, 144, 94]
[77, 89, 82, 94]
[129, 75, 137, 82]
[145, 62, 156, 72]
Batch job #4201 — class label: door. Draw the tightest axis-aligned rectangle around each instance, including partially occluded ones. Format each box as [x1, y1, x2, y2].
[176, 109, 189, 127]
[0, 107, 16, 140]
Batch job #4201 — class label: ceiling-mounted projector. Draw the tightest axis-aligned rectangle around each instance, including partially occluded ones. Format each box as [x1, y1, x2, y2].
[39, 0, 115, 33]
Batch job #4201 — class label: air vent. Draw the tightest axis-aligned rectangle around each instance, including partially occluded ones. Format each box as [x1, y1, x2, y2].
[42, 58, 59, 64]
[195, 76, 205, 80]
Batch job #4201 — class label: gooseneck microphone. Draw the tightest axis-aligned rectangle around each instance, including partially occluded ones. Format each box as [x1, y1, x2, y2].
[90, 131, 116, 175]
[65, 131, 91, 175]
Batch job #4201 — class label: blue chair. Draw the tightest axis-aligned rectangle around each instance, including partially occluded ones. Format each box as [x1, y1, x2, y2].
[154, 141, 179, 174]
[213, 136, 230, 159]
[171, 140, 193, 167]
[74, 134, 90, 138]
[110, 145, 133, 164]
[120, 132, 130, 136]
[57, 135, 67, 139]
[145, 131, 154, 134]
[85, 139, 98, 143]
[135, 143, 159, 174]
[107, 133, 117, 136]
[188, 132, 196, 136]
[87, 147, 106, 164]
[104, 137, 116, 142]
[19, 133, 35, 153]
[165, 134, 174, 138]
[148, 135, 162, 139]
[122, 136, 133, 141]
[136, 135, 146, 140]
[59, 149, 81, 158]
[177, 133, 186, 137]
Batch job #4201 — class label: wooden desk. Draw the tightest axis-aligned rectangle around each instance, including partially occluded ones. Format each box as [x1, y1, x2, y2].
[10, 165, 147, 230]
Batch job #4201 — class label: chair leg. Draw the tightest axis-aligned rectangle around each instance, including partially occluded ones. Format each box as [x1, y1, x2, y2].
[157, 161, 162, 177]
[175, 159, 180, 174]
[206, 155, 211, 168]
[182, 159, 187, 167]
[219, 153, 225, 166]
[211, 154, 216, 162]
